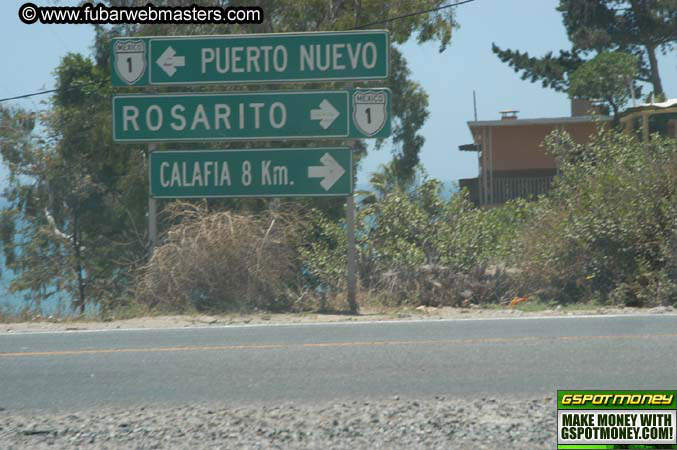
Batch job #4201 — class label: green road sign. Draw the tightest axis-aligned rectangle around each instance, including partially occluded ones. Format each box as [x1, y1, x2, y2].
[111, 31, 389, 87]
[149, 148, 352, 198]
[113, 89, 390, 142]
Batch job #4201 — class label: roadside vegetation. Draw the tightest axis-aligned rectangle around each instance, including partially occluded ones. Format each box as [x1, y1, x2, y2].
[134, 202, 309, 313]
[0, 0, 674, 318]
[512, 129, 676, 307]
[133, 127, 675, 314]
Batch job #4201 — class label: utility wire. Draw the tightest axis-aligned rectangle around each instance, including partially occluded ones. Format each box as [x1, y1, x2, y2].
[0, 80, 106, 104]
[0, 0, 478, 104]
[0, 88, 59, 103]
[355, 0, 477, 29]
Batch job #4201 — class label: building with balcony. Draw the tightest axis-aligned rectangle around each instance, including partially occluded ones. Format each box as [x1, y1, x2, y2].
[620, 98, 677, 140]
[459, 100, 610, 206]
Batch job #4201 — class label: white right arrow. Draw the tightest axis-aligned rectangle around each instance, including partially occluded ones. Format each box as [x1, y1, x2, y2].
[308, 153, 346, 191]
[156, 46, 185, 77]
[310, 99, 340, 129]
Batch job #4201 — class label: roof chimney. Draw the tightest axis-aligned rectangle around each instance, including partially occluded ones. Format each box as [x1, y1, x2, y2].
[571, 98, 594, 116]
[499, 110, 518, 120]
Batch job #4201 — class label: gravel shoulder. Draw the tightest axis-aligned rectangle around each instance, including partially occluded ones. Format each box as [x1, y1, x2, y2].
[0, 395, 556, 449]
[3, 307, 674, 448]
[2, 305, 675, 334]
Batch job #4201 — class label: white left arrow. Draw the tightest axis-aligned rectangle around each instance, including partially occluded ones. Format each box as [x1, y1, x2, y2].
[310, 99, 340, 129]
[308, 153, 346, 191]
[156, 46, 185, 77]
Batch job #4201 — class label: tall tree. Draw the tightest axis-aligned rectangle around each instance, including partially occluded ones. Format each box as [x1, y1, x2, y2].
[0, 55, 147, 313]
[493, 0, 676, 99]
[569, 51, 639, 117]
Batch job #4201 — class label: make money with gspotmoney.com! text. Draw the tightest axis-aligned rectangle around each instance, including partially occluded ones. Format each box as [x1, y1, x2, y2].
[19, 2, 264, 25]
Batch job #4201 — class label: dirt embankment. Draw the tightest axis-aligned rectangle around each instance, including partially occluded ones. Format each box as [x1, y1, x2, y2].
[1, 305, 674, 334]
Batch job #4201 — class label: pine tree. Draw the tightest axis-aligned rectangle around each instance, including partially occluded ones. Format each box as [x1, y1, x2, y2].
[493, 0, 676, 99]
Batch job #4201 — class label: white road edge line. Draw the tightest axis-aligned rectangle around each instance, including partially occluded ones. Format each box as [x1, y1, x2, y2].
[1, 313, 675, 336]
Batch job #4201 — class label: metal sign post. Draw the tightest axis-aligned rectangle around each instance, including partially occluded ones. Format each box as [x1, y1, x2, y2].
[345, 194, 358, 313]
[147, 142, 157, 255]
[345, 82, 358, 313]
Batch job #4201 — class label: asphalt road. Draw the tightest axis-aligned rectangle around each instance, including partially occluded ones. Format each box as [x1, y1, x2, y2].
[1, 314, 677, 411]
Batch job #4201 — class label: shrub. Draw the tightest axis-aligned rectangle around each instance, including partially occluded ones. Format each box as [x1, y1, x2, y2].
[302, 179, 531, 307]
[137, 128, 676, 312]
[134, 202, 306, 313]
[512, 129, 677, 305]
[298, 210, 348, 304]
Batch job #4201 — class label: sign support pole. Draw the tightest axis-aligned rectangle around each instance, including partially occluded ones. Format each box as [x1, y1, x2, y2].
[345, 83, 358, 314]
[346, 194, 358, 313]
[148, 143, 157, 256]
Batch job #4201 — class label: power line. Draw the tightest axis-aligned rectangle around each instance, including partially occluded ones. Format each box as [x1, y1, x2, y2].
[0, 0, 478, 104]
[0, 80, 105, 104]
[355, 0, 477, 29]
[0, 88, 59, 103]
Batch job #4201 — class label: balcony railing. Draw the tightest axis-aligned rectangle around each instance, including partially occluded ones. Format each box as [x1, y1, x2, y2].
[491, 175, 554, 204]
[459, 174, 556, 206]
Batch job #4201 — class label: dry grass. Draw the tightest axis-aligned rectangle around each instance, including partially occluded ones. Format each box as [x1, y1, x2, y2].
[133, 202, 308, 313]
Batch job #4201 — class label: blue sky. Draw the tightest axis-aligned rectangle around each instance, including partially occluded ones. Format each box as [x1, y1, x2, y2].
[1, 0, 676, 187]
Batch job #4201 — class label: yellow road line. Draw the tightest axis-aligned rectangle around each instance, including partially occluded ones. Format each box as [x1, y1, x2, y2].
[2, 333, 677, 358]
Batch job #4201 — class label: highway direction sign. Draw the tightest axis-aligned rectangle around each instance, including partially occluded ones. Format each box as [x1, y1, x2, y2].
[112, 31, 389, 87]
[149, 148, 352, 198]
[113, 89, 390, 142]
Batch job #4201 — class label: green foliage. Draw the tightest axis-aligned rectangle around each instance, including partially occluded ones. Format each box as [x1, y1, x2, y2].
[360, 182, 435, 272]
[299, 210, 348, 294]
[0, 54, 147, 313]
[491, 45, 584, 93]
[559, 0, 675, 98]
[363, 161, 429, 204]
[302, 173, 532, 306]
[569, 52, 639, 116]
[513, 129, 677, 305]
[304, 128, 675, 309]
[493, 0, 676, 98]
[435, 194, 533, 272]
